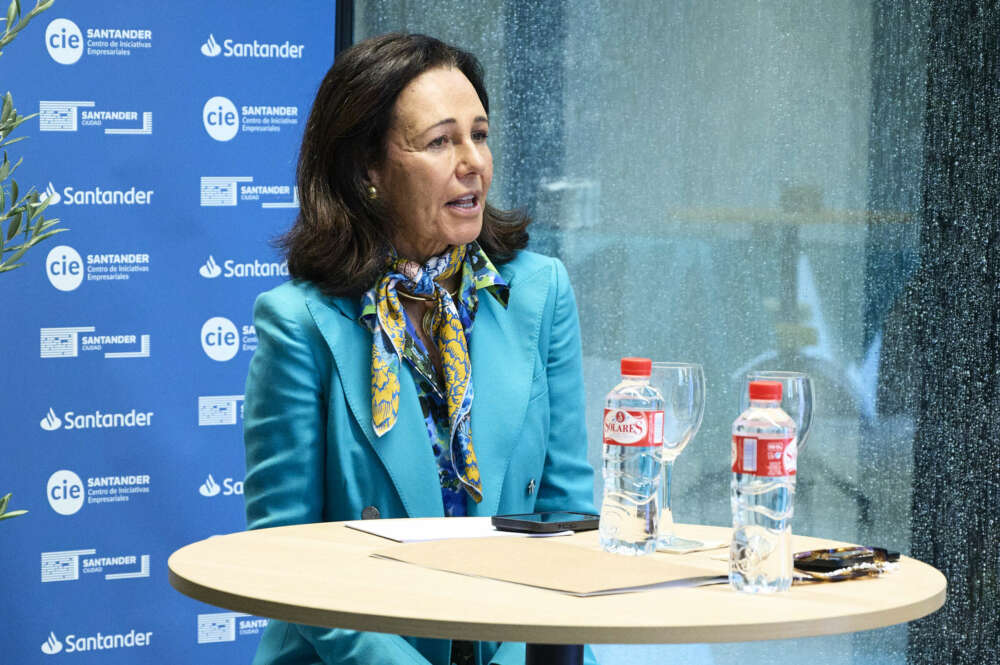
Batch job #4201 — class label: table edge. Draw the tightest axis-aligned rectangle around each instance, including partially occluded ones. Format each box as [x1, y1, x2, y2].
[167, 545, 948, 645]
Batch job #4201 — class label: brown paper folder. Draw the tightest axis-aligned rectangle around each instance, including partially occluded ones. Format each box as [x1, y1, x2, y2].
[372, 537, 726, 596]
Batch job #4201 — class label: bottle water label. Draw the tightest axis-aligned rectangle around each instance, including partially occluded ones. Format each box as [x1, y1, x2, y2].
[731, 435, 797, 476]
[602, 409, 663, 446]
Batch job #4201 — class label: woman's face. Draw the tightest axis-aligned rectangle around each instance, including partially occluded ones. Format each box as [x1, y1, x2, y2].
[369, 66, 493, 263]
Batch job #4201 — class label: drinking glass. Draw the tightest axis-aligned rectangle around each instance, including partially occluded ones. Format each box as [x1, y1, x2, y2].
[650, 362, 705, 549]
[740, 371, 814, 453]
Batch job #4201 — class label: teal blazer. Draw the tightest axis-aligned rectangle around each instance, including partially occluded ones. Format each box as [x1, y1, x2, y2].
[243, 250, 598, 665]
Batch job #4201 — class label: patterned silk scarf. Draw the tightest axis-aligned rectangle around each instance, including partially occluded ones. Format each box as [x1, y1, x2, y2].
[360, 243, 508, 503]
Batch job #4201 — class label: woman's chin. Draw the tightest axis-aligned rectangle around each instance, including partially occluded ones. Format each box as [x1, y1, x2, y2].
[442, 219, 484, 248]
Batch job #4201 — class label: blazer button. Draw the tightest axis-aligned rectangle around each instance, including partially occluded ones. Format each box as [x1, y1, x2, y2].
[526, 479, 536, 495]
[361, 506, 381, 520]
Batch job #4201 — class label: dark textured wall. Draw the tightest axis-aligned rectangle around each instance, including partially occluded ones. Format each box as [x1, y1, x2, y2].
[903, 1, 1000, 662]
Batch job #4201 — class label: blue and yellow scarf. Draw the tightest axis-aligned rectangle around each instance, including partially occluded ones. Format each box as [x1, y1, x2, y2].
[360, 242, 508, 502]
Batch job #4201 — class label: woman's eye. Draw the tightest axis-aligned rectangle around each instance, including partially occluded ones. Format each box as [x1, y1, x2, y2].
[472, 130, 489, 142]
[428, 135, 449, 148]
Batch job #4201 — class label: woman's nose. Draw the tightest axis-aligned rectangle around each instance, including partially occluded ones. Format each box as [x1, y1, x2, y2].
[456, 141, 488, 175]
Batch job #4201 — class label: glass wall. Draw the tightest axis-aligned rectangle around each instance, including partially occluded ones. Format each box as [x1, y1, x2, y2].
[355, 2, 995, 664]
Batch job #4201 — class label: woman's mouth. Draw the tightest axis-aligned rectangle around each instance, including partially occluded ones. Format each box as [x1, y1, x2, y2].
[446, 194, 479, 210]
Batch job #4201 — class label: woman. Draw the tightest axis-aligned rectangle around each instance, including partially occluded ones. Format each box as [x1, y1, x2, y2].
[243, 32, 597, 665]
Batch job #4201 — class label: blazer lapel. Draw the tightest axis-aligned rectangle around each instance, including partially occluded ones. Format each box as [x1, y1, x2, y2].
[305, 294, 444, 518]
[467, 261, 549, 516]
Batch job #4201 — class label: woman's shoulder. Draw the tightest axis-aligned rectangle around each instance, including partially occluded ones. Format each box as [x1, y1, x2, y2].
[253, 278, 364, 333]
[252, 278, 350, 325]
[254, 278, 320, 312]
[499, 250, 572, 299]
[499, 249, 566, 281]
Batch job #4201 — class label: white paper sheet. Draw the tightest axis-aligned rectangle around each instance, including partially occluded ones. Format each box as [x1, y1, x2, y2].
[657, 539, 728, 555]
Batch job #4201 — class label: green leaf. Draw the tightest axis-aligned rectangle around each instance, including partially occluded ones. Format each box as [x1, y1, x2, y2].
[29, 197, 51, 220]
[5, 1, 16, 30]
[1, 202, 22, 221]
[4, 242, 29, 264]
[6, 209, 20, 240]
[9, 177, 16, 203]
[33, 216, 59, 232]
[0, 93, 11, 125]
[0, 135, 27, 148]
[0, 493, 10, 514]
[0, 240, 25, 254]
[32, 217, 64, 234]
[9, 111, 36, 132]
[28, 227, 64, 244]
[0, 509, 28, 521]
[30, 0, 52, 16]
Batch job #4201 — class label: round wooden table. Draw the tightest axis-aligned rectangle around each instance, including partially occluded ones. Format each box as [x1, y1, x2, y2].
[168, 521, 945, 663]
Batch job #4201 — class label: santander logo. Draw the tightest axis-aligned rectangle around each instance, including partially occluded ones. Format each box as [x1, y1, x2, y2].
[41, 408, 63, 431]
[201, 34, 222, 57]
[199, 474, 221, 497]
[41, 182, 61, 205]
[199, 256, 222, 278]
[41, 632, 63, 654]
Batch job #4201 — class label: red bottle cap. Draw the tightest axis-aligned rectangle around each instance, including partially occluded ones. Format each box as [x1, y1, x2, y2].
[621, 357, 652, 376]
[749, 380, 782, 401]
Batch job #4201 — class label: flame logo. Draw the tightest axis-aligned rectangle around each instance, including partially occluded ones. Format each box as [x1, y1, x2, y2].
[40, 182, 61, 205]
[41, 632, 63, 655]
[201, 34, 221, 57]
[199, 255, 222, 278]
[40, 408, 63, 431]
[199, 474, 221, 497]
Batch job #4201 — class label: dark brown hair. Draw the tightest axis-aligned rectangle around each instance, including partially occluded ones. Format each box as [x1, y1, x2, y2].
[280, 32, 529, 297]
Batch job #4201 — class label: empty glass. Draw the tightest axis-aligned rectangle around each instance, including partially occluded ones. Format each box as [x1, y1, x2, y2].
[740, 371, 814, 453]
[650, 362, 706, 548]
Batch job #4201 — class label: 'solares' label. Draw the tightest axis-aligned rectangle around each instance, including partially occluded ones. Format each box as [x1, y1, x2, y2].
[731, 435, 797, 476]
[603, 409, 664, 446]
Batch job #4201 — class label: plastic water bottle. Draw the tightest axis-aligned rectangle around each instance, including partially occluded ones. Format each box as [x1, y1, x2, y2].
[729, 380, 798, 592]
[599, 357, 664, 556]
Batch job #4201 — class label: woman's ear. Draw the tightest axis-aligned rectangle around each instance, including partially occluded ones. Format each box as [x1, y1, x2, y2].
[366, 164, 382, 189]
[363, 167, 382, 202]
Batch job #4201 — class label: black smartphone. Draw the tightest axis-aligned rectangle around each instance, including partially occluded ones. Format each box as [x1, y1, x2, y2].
[491, 511, 600, 534]
[794, 546, 899, 572]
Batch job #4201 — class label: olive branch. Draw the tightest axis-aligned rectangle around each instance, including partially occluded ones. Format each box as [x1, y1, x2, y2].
[0, 0, 63, 274]
[0, 493, 27, 521]
[2, 0, 57, 524]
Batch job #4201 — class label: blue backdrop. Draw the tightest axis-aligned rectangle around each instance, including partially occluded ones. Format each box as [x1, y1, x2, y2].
[2, 3, 336, 662]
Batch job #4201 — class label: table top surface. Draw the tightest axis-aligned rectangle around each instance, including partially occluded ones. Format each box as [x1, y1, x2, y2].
[167, 520, 946, 645]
